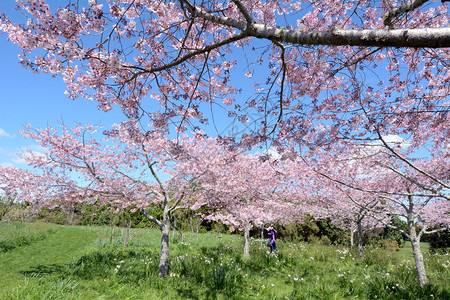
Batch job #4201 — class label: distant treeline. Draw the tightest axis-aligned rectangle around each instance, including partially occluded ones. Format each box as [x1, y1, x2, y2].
[1, 199, 448, 252]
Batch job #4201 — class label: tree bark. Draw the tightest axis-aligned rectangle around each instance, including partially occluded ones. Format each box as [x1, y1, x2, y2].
[357, 220, 364, 259]
[159, 211, 171, 277]
[408, 218, 428, 286]
[243, 228, 250, 259]
[350, 223, 356, 250]
[159, 213, 170, 277]
[186, 0, 450, 48]
[124, 221, 131, 248]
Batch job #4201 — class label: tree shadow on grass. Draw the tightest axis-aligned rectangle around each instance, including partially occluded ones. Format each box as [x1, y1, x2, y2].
[20, 263, 64, 277]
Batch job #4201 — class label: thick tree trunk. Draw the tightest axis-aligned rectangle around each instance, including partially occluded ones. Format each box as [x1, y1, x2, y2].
[243, 228, 250, 259]
[357, 220, 364, 259]
[159, 212, 171, 277]
[408, 219, 428, 286]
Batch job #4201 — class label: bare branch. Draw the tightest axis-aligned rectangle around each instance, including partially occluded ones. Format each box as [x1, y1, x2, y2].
[376, 131, 450, 191]
[125, 30, 250, 81]
[376, 161, 437, 194]
[383, 0, 430, 28]
[423, 226, 449, 235]
[267, 41, 287, 136]
[182, 0, 450, 48]
[169, 191, 185, 213]
[140, 208, 162, 228]
[232, 0, 254, 25]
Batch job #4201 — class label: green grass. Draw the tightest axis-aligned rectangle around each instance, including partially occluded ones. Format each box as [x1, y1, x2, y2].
[0, 222, 98, 292]
[0, 222, 56, 253]
[0, 222, 448, 299]
[397, 240, 429, 257]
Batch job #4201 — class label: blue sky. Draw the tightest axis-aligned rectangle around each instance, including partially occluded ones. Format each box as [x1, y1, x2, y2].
[0, 1, 429, 169]
[0, 33, 130, 167]
[0, 1, 266, 169]
[0, 1, 127, 167]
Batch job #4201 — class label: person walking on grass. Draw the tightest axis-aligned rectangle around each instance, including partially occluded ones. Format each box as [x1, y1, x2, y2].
[266, 226, 277, 253]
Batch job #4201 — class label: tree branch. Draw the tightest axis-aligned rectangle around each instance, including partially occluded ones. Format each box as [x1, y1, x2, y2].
[423, 225, 449, 235]
[140, 208, 162, 228]
[182, 0, 450, 48]
[383, 0, 430, 28]
[125, 31, 250, 81]
[375, 131, 450, 191]
[232, 0, 254, 25]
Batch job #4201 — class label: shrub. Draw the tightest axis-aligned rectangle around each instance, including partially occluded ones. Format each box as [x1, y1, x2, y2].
[378, 239, 401, 251]
[428, 229, 450, 253]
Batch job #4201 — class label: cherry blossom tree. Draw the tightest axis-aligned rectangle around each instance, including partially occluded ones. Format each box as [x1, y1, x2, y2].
[200, 150, 301, 258]
[1, 122, 261, 276]
[319, 185, 386, 259]
[0, 166, 55, 209]
[311, 137, 450, 286]
[1, 0, 449, 286]
[0, 0, 448, 147]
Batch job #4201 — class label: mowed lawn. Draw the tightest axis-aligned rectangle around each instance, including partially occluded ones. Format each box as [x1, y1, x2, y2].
[0, 222, 448, 299]
[0, 223, 99, 292]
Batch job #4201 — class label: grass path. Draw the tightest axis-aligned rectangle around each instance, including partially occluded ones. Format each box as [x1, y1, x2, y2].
[0, 225, 99, 294]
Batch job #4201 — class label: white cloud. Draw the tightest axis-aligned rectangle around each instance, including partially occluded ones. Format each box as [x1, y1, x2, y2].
[11, 157, 28, 164]
[0, 162, 14, 168]
[0, 128, 11, 137]
[263, 147, 283, 160]
[361, 134, 411, 155]
[381, 134, 410, 148]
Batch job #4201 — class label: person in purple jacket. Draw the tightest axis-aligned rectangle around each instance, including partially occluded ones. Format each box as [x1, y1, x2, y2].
[266, 226, 278, 253]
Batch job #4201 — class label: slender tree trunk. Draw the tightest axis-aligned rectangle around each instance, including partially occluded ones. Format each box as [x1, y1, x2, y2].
[110, 225, 115, 245]
[408, 218, 428, 286]
[124, 221, 131, 248]
[260, 224, 264, 239]
[350, 228, 355, 250]
[243, 228, 250, 259]
[350, 223, 356, 250]
[159, 211, 171, 277]
[357, 220, 364, 259]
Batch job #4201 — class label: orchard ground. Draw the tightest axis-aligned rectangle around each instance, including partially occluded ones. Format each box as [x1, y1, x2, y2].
[0, 222, 448, 299]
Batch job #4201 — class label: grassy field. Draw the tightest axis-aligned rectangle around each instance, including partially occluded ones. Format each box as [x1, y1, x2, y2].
[0, 222, 448, 299]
